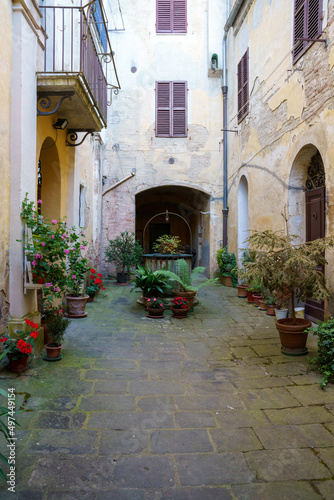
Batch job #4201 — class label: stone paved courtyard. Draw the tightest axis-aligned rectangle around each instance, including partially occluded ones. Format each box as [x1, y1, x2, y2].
[1, 283, 334, 499]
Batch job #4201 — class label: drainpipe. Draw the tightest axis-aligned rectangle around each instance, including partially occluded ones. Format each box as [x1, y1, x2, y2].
[222, 0, 244, 247]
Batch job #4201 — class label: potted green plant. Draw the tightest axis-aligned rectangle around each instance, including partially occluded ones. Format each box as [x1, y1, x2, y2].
[240, 229, 334, 355]
[160, 259, 218, 309]
[44, 311, 70, 360]
[146, 297, 165, 319]
[171, 296, 189, 319]
[237, 249, 256, 298]
[308, 317, 334, 388]
[105, 231, 143, 284]
[216, 246, 237, 287]
[152, 234, 181, 254]
[0, 319, 39, 372]
[265, 296, 277, 316]
[131, 265, 168, 308]
[65, 229, 90, 317]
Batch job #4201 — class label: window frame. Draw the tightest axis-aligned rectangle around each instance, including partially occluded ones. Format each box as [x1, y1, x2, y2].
[156, 0, 187, 34]
[155, 81, 188, 138]
[237, 49, 249, 124]
[293, 0, 323, 63]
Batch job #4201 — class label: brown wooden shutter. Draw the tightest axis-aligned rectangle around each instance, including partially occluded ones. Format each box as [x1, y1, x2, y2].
[172, 0, 187, 33]
[293, 0, 322, 62]
[156, 82, 171, 136]
[237, 50, 249, 123]
[157, 0, 172, 33]
[172, 81, 187, 137]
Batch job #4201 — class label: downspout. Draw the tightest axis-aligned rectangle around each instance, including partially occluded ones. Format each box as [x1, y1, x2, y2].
[222, 0, 244, 247]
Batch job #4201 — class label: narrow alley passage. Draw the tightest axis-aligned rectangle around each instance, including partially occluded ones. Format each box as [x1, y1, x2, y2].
[1, 283, 334, 499]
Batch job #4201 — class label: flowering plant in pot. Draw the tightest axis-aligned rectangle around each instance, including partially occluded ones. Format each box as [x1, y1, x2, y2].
[65, 230, 90, 317]
[45, 311, 70, 360]
[0, 319, 39, 372]
[86, 269, 105, 301]
[152, 234, 181, 255]
[171, 296, 189, 318]
[240, 229, 334, 355]
[146, 297, 165, 318]
[105, 231, 143, 284]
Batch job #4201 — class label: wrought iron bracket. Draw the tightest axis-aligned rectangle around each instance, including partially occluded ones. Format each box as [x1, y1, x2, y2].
[221, 129, 238, 134]
[37, 92, 74, 116]
[66, 130, 94, 147]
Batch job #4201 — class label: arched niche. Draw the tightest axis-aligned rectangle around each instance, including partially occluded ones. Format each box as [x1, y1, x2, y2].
[237, 175, 249, 263]
[38, 137, 61, 221]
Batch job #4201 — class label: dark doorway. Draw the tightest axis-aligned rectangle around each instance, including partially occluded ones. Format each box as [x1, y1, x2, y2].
[305, 186, 325, 322]
[149, 223, 170, 253]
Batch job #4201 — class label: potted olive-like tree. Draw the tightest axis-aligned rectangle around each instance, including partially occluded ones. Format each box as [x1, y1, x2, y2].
[240, 229, 334, 355]
[105, 231, 143, 284]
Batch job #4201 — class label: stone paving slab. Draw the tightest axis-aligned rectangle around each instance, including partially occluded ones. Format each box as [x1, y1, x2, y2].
[1, 282, 334, 498]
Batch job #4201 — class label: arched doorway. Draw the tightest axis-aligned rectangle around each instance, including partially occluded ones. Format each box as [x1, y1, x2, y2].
[237, 176, 249, 263]
[135, 185, 211, 269]
[38, 137, 61, 220]
[290, 145, 326, 321]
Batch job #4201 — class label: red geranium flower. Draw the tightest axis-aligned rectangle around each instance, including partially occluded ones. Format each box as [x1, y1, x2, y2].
[30, 331, 39, 339]
[90, 269, 96, 274]
[97, 273, 103, 278]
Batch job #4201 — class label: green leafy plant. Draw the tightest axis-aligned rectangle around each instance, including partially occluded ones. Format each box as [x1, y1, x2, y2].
[131, 266, 168, 297]
[216, 246, 238, 286]
[105, 231, 143, 274]
[46, 312, 71, 346]
[239, 230, 334, 321]
[308, 317, 334, 388]
[160, 259, 218, 292]
[152, 234, 181, 255]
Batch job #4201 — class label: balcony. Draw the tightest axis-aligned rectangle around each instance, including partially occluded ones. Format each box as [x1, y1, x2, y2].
[37, 1, 120, 131]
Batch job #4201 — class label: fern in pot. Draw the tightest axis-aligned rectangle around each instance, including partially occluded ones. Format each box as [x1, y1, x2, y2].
[45, 311, 71, 360]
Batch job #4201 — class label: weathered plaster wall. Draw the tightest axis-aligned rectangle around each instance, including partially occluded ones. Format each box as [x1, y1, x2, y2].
[0, 0, 13, 331]
[226, 0, 334, 313]
[103, 0, 226, 274]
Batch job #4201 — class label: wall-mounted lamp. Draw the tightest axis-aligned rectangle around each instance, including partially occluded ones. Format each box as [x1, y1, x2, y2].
[53, 118, 68, 130]
[165, 209, 169, 222]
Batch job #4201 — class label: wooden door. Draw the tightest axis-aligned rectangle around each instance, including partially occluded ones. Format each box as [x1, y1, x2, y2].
[305, 187, 325, 322]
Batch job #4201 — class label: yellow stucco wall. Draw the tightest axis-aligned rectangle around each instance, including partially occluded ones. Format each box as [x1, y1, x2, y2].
[0, 0, 13, 330]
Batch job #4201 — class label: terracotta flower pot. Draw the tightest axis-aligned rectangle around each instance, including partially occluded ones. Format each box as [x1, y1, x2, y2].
[275, 318, 312, 356]
[266, 304, 276, 316]
[147, 307, 165, 319]
[259, 299, 267, 311]
[7, 355, 29, 373]
[87, 295, 95, 303]
[172, 290, 196, 309]
[65, 295, 89, 318]
[171, 307, 189, 319]
[45, 343, 63, 359]
[253, 294, 263, 307]
[220, 276, 233, 287]
[246, 290, 255, 303]
[237, 285, 247, 298]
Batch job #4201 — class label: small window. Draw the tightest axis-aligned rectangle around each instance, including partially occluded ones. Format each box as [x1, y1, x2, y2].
[237, 49, 249, 124]
[293, 0, 323, 63]
[156, 0, 187, 33]
[156, 81, 187, 137]
[79, 185, 85, 227]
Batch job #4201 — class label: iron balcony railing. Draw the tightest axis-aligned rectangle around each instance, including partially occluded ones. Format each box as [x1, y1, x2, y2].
[39, 2, 120, 127]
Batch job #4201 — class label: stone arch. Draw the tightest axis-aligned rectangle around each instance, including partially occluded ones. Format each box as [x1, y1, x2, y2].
[135, 185, 211, 269]
[38, 137, 61, 221]
[237, 175, 249, 263]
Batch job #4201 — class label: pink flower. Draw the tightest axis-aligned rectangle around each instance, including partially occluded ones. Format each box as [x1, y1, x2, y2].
[51, 235, 55, 239]
[64, 249, 69, 255]
[41, 242, 45, 247]
[63, 233, 68, 238]
[35, 253, 42, 259]
[37, 199, 42, 204]
[153, 298, 156, 302]
[72, 275, 76, 279]
[31, 260, 36, 267]
[53, 287, 60, 292]
[51, 220, 57, 224]
[80, 245, 85, 250]
[45, 282, 53, 287]
[147, 298, 150, 302]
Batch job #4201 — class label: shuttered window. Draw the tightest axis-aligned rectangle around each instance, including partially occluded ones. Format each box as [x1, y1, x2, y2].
[156, 81, 187, 137]
[156, 0, 187, 33]
[237, 49, 249, 124]
[293, 0, 322, 62]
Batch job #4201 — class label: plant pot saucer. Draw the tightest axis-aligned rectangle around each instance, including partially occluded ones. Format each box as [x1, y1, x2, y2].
[64, 312, 88, 318]
[280, 346, 308, 357]
[43, 354, 63, 362]
[147, 314, 164, 319]
[115, 283, 130, 286]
